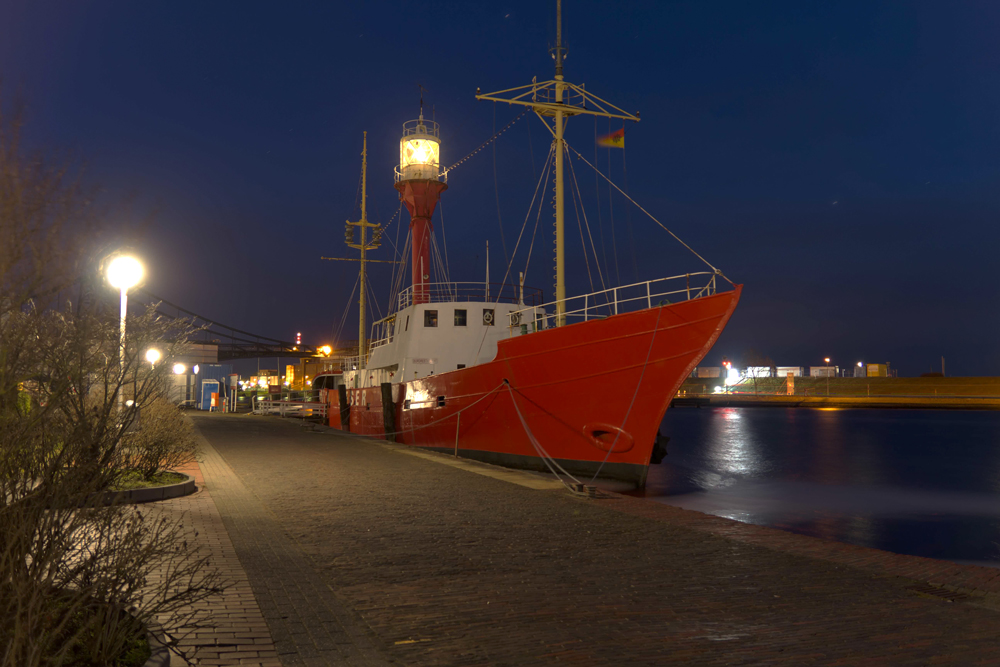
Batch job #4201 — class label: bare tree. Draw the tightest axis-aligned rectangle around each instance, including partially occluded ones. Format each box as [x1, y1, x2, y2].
[0, 93, 223, 666]
[742, 348, 775, 397]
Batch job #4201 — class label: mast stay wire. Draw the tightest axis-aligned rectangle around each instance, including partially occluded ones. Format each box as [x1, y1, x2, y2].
[437, 201, 452, 285]
[592, 118, 612, 286]
[522, 146, 555, 294]
[333, 272, 361, 345]
[474, 142, 555, 362]
[443, 107, 529, 176]
[566, 147, 596, 294]
[565, 142, 608, 295]
[621, 125, 640, 282]
[492, 103, 511, 267]
[606, 119, 622, 286]
[566, 141, 730, 281]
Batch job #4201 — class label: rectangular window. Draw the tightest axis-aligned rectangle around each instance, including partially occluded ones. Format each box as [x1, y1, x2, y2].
[454, 309, 467, 326]
[457, 364, 466, 369]
[424, 310, 438, 327]
[483, 308, 495, 326]
[405, 315, 409, 331]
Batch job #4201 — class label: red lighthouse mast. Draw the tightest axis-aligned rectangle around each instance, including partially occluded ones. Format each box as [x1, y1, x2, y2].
[394, 107, 447, 305]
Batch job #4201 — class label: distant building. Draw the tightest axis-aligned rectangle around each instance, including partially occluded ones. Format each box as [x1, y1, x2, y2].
[696, 367, 721, 378]
[809, 366, 839, 378]
[776, 366, 805, 377]
[745, 366, 774, 378]
[867, 363, 890, 377]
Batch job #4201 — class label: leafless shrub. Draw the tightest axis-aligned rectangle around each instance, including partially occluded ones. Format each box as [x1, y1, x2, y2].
[124, 396, 198, 481]
[0, 91, 224, 667]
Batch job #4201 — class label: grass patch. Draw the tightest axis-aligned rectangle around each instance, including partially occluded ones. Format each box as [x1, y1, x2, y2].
[112, 471, 187, 491]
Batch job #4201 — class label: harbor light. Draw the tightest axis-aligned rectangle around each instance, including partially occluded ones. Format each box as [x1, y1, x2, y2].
[105, 253, 144, 413]
[398, 118, 441, 181]
[172, 363, 186, 375]
[145, 348, 161, 366]
[106, 255, 144, 290]
[320, 345, 332, 356]
[857, 361, 863, 367]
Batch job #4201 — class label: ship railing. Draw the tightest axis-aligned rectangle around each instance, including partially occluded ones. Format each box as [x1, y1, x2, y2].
[340, 355, 361, 370]
[506, 272, 720, 331]
[397, 282, 543, 311]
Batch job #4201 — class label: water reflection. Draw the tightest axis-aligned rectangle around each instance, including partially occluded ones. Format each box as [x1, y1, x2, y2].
[634, 407, 1000, 567]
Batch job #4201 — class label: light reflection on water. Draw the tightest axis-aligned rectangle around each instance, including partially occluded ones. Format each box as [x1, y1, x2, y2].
[633, 407, 1000, 567]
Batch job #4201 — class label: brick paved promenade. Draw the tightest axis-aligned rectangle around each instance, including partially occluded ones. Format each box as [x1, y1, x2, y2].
[180, 413, 1000, 665]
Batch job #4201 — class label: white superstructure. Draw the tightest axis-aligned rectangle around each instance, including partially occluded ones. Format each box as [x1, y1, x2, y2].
[342, 282, 546, 390]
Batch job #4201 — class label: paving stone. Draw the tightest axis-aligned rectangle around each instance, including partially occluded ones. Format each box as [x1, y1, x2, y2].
[186, 413, 1000, 665]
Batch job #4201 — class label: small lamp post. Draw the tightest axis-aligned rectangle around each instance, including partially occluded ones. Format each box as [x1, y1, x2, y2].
[107, 254, 144, 412]
[824, 357, 831, 395]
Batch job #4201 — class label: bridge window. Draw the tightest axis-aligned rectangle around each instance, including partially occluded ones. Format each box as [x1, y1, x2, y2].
[483, 308, 495, 326]
[454, 309, 467, 326]
[424, 310, 438, 327]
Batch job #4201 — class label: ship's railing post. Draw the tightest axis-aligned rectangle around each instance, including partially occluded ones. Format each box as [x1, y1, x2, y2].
[584, 294, 588, 321]
[613, 287, 618, 315]
[686, 274, 691, 301]
[646, 281, 652, 309]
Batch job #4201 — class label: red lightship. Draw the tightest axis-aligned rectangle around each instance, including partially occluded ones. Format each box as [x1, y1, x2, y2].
[330, 3, 741, 487]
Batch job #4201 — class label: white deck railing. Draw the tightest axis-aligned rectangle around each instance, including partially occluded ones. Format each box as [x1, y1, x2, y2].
[506, 272, 721, 331]
[254, 398, 328, 419]
[397, 282, 543, 310]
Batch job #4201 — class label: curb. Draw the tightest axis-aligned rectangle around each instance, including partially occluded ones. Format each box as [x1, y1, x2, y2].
[105, 473, 196, 505]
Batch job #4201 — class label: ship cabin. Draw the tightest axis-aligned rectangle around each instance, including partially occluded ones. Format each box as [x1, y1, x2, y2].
[343, 281, 547, 389]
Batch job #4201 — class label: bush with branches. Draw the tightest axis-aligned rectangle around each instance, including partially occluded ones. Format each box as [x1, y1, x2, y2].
[0, 97, 224, 666]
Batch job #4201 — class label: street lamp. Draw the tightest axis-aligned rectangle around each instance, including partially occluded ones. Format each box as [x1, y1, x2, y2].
[106, 254, 144, 412]
[145, 348, 161, 368]
[824, 357, 831, 395]
[173, 363, 186, 375]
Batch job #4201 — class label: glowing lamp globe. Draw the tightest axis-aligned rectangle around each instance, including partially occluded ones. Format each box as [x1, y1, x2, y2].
[397, 118, 441, 181]
[107, 255, 144, 290]
[172, 363, 186, 375]
[320, 345, 332, 356]
[145, 348, 161, 365]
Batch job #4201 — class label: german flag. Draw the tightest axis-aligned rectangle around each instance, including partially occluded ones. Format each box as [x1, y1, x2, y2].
[597, 127, 625, 148]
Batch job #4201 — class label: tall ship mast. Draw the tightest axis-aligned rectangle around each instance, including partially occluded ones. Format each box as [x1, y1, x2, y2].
[333, 1, 742, 488]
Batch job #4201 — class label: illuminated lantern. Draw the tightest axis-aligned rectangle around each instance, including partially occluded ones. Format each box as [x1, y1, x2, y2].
[395, 112, 448, 304]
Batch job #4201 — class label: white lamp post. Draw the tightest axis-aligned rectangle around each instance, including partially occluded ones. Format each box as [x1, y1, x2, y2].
[107, 255, 144, 412]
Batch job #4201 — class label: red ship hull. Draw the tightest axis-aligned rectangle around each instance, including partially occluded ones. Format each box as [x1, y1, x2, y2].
[332, 286, 741, 486]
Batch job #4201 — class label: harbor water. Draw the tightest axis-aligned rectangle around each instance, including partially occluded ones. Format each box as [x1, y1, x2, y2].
[636, 407, 1000, 567]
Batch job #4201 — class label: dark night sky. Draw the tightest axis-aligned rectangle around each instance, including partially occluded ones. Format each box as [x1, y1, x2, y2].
[3, 1, 998, 376]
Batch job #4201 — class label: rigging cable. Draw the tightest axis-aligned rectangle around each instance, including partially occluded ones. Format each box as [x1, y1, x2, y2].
[333, 272, 361, 344]
[592, 117, 612, 285]
[565, 142, 608, 294]
[437, 200, 452, 285]
[566, 142, 730, 280]
[621, 125, 640, 282]
[606, 119, 622, 285]
[565, 144, 596, 293]
[443, 107, 529, 175]
[473, 143, 555, 362]
[492, 103, 511, 267]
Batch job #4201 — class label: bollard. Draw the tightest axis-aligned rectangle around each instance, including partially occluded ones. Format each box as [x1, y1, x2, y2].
[381, 383, 396, 442]
[337, 385, 350, 432]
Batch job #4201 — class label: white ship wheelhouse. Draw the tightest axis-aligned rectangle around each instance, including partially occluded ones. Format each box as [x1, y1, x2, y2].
[344, 280, 547, 389]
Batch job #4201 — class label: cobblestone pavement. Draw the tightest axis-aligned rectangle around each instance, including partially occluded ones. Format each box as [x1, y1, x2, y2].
[144, 460, 281, 666]
[191, 413, 1000, 665]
